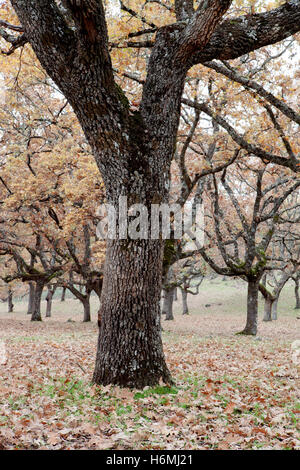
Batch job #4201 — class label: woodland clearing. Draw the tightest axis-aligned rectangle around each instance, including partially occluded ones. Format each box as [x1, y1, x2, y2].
[0, 278, 299, 450]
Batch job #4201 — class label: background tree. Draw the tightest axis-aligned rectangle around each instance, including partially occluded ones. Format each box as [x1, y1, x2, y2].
[260, 217, 300, 321]
[0, 70, 106, 320]
[193, 161, 300, 335]
[162, 256, 205, 319]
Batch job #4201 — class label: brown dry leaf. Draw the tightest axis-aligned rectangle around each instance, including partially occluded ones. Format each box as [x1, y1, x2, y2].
[0, 341, 7, 365]
[0, 278, 299, 450]
[79, 423, 97, 435]
[114, 387, 135, 401]
[47, 433, 60, 446]
[88, 436, 116, 449]
[224, 402, 236, 414]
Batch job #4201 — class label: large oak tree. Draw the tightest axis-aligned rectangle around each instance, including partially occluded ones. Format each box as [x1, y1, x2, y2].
[3, 0, 300, 387]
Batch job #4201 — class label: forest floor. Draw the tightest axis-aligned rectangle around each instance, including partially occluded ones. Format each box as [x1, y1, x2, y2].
[0, 278, 299, 450]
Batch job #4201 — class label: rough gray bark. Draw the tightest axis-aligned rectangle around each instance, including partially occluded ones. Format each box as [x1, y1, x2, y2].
[191, 1, 300, 67]
[93, 239, 172, 387]
[9, 0, 300, 387]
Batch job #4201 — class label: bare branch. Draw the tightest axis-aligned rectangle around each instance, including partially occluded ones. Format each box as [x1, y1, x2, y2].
[205, 60, 300, 126]
[182, 97, 300, 172]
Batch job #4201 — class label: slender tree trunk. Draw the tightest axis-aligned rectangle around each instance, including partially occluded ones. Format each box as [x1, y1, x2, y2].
[263, 297, 273, 321]
[31, 281, 44, 322]
[64, 283, 91, 322]
[8, 288, 13, 313]
[93, 239, 172, 388]
[182, 288, 189, 315]
[82, 294, 91, 322]
[294, 278, 300, 309]
[61, 286, 66, 302]
[239, 279, 259, 335]
[272, 298, 278, 320]
[162, 287, 174, 320]
[27, 282, 35, 315]
[272, 275, 288, 319]
[173, 288, 177, 301]
[45, 286, 56, 318]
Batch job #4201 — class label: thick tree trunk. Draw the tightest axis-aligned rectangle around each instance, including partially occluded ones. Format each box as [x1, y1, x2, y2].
[61, 286, 66, 302]
[8, 289, 13, 313]
[263, 297, 273, 321]
[31, 281, 44, 322]
[294, 278, 300, 309]
[27, 282, 35, 315]
[181, 288, 189, 315]
[93, 239, 172, 388]
[239, 279, 259, 335]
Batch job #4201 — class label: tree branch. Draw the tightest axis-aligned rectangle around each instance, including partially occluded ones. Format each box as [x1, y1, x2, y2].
[192, 1, 300, 65]
[205, 60, 300, 126]
[10, 0, 77, 84]
[182, 97, 300, 172]
[177, 0, 232, 63]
